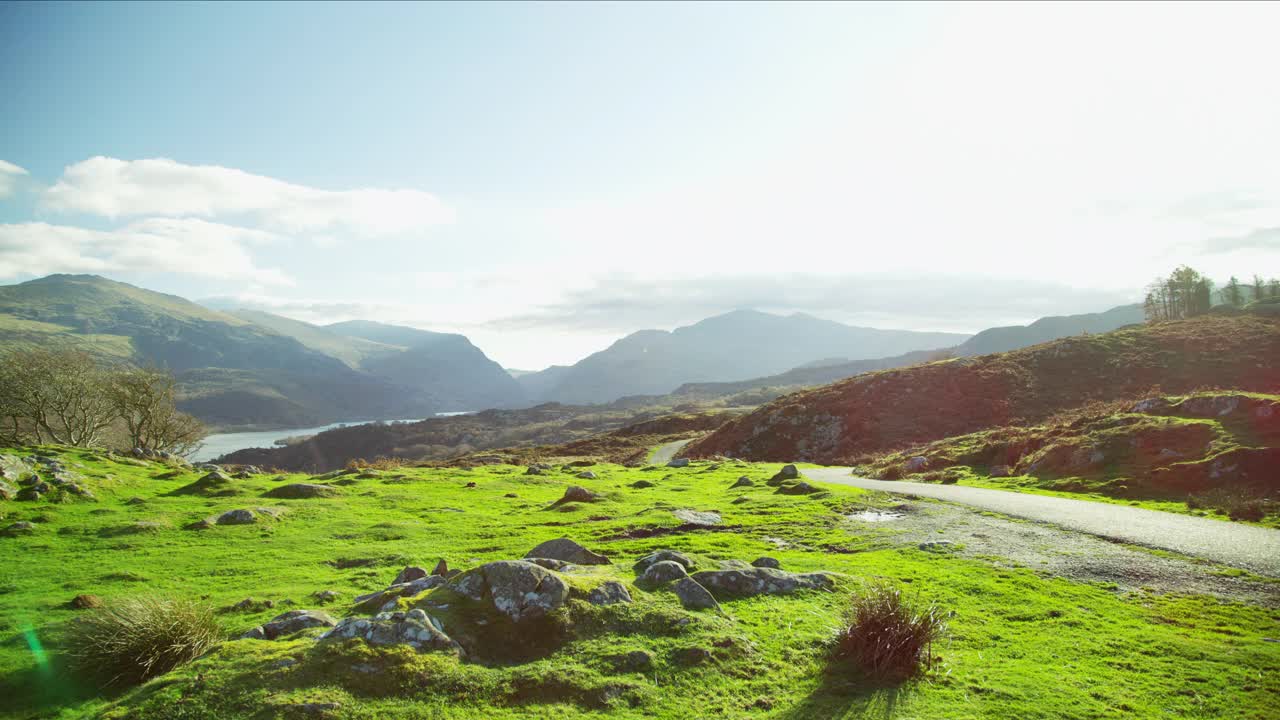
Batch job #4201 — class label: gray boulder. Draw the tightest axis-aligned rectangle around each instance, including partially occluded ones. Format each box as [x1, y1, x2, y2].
[638, 560, 689, 588]
[263, 483, 339, 499]
[0, 480, 15, 500]
[633, 550, 695, 574]
[554, 485, 602, 505]
[447, 560, 569, 622]
[775, 481, 819, 495]
[216, 509, 257, 525]
[322, 609, 462, 655]
[575, 471, 598, 479]
[673, 509, 721, 526]
[586, 581, 633, 606]
[243, 609, 336, 640]
[766, 464, 800, 486]
[690, 567, 834, 597]
[751, 556, 781, 569]
[526, 557, 576, 571]
[525, 537, 610, 565]
[667, 458, 690, 468]
[672, 577, 719, 611]
[2, 521, 36, 537]
[353, 576, 444, 612]
[730, 476, 754, 488]
[393, 566, 428, 585]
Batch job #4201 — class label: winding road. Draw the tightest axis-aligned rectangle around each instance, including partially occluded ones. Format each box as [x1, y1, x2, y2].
[648, 439, 694, 465]
[648, 440, 1280, 575]
[806, 468, 1280, 576]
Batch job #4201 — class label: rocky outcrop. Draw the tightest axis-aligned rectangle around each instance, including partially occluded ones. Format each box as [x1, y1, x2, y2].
[690, 567, 833, 597]
[525, 537, 610, 565]
[447, 561, 569, 622]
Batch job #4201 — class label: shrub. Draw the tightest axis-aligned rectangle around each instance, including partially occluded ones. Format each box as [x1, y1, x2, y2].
[833, 584, 947, 683]
[66, 595, 221, 686]
[1186, 488, 1272, 522]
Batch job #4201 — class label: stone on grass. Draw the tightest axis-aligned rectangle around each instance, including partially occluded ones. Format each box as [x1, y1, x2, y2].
[633, 550, 696, 574]
[587, 581, 633, 606]
[672, 578, 719, 611]
[766, 464, 800, 486]
[432, 559, 450, 576]
[71, 594, 103, 609]
[312, 590, 340, 603]
[393, 566, 428, 585]
[525, 537, 610, 565]
[215, 509, 259, 525]
[690, 567, 833, 598]
[263, 483, 339, 499]
[630, 479, 656, 489]
[606, 649, 653, 673]
[2, 521, 36, 536]
[731, 476, 754, 488]
[575, 471, 598, 479]
[673, 509, 721, 526]
[526, 557, 576, 571]
[243, 609, 336, 640]
[554, 486, 603, 505]
[775, 481, 819, 495]
[674, 646, 713, 665]
[918, 540, 958, 552]
[447, 560, 569, 623]
[638, 560, 689, 588]
[667, 458, 690, 468]
[751, 556, 781, 569]
[322, 608, 462, 655]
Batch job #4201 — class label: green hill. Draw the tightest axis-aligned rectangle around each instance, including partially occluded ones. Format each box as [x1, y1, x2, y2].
[0, 275, 424, 429]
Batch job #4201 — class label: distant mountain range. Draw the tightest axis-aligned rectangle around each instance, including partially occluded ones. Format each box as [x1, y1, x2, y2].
[514, 309, 971, 405]
[667, 304, 1145, 401]
[0, 274, 1153, 431]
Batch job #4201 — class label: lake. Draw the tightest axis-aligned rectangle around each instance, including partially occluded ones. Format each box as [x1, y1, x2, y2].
[189, 413, 471, 462]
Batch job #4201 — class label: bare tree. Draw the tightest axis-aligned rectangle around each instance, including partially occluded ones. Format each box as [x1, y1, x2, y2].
[2, 349, 117, 446]
[107, 367, 207, 455]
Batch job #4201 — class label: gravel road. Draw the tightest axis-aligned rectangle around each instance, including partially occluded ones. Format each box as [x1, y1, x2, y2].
[807, 468, 1280, 576]
[648, 439, 693, 465]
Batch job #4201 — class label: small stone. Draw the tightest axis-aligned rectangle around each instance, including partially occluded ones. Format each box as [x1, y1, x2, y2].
[215, 509, 257, 525]
[918, 540, 957, 552]
[586, 581, 633, 606]
[673, 577, 719, 610]
[751, 557, 781, 569]
[525, 537, 610, 565]
[555, 485, 602, 505]
[312, 590, 340, 603]
[239, 626, 267, 640]
[70, 594, 103, 609]
[605, 650, 653, 673]
[2, 521, 36, 536]
[465, 481, 477, 488]
[432, 559, 449, 576]
[675, 646, 713, 665]
[673, 509, 721, 526]
[639, 560, 689, 588]
[262, 483, 339, 499]
[392, 566, 428, 585]
[630, 479, 656, 489]
[575, 471, 598, 479]
[633, 550, 696, 574]
[667, 458, 691, 468]
[731, 476, 754, 488]
[775, 481, 819, 495]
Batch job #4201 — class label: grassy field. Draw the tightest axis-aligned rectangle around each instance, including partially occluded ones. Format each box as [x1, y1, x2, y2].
[1, 448, 1278, 719]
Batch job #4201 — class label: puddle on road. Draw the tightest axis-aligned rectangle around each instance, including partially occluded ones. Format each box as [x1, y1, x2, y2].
[847, 510, 905, 523]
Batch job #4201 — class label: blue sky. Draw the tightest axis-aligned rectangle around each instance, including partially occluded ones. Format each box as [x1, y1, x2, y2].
[1, 1, 1277, 368]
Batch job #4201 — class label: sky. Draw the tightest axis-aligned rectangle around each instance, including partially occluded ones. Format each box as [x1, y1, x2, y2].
[1, 1, 1277, 369]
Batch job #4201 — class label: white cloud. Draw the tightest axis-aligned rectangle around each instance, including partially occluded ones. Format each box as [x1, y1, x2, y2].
[0, 219, 293, 286]
[42, 157, 455, 237]
[0, 160, 29, 198]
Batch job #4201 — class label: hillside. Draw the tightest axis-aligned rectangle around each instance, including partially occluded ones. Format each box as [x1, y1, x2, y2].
[227, 310, 400, 368]
[689, 314, 1280, 463]
[328, 320, 526, 411]
[517, 310, 969, 405]
[217, 402, 737, 472]
[863, 390, 1280, 525]
[955, 303, 1144, 356]
[0, 276, 424, 429]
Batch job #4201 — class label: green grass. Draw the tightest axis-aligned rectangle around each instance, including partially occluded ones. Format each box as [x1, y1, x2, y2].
[1, 448, 1277, 719]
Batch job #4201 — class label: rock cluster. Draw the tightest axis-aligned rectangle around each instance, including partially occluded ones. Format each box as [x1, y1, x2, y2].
[321, 609, 462, 655]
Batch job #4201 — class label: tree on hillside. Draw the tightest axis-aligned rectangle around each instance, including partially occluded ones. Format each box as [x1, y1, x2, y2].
[1144, 266, 1213, 322]
[1220, 276, 1245, 307]
[1271, 278, 1280, 299]
[0, 349, 116, 446]
[107, 367, 207, 455]
[1253, 275, 1267, 303]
